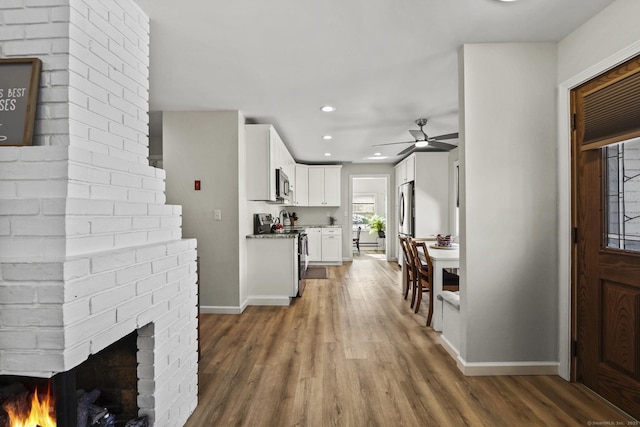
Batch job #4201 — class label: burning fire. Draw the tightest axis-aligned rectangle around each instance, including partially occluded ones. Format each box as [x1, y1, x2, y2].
[2, 387, 56, 427]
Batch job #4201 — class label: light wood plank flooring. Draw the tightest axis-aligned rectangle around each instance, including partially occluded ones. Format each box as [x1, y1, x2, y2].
[186, 254, 633, 426]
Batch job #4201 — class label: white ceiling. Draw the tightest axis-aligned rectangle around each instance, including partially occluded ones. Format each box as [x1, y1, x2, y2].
[134, 0, 614, 164]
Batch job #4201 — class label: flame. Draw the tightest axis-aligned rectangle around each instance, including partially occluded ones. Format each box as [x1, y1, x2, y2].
[4, 387, 56, 427]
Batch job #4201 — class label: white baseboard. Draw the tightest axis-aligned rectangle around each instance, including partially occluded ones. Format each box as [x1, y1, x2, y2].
[439, 334, 460, 361]
[245, 296, 292, 306]
[458, 359, 559, 376]
[199, 305, 243, 314]
[438, 336, 559, 376]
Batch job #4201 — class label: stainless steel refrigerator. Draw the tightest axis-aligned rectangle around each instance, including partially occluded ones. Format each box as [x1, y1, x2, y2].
[398, 181, 414, 237]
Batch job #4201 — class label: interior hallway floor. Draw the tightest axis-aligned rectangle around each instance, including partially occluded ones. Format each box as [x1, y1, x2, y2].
[186, 255, 633, 426]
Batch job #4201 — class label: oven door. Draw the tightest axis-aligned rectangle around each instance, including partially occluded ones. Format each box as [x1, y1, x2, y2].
[297, 233, 308, 295]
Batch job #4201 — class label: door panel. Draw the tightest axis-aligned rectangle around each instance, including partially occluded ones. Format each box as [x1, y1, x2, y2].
[572, 55, 640, 420]
[601, 280, 639, 378]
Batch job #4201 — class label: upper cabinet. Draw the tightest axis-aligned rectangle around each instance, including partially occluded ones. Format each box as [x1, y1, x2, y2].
[293, 164, 309, 206]
[307, 165, 341, 206]
[245, 123, 341, 206]
[395, 154, 415, 185]
[246, 124, 293, 202]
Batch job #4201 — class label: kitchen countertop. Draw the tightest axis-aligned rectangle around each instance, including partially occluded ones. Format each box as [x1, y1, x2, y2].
[246, 231, 300, 239]
[246, 225, 341, 239]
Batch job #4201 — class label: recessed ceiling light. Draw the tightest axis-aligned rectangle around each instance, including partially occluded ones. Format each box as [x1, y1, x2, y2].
[320, 105, 335, 112]
[415, 141, 429, 148]
[323, 135, 333, 140]
[374, 152, 382, 156]
[324, 152, 331, 156]
[366, 156, 388, 160]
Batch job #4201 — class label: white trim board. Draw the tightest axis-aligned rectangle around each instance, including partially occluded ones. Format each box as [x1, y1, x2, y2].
[440, 335, 558, 376]
[200, 305, 244, 314]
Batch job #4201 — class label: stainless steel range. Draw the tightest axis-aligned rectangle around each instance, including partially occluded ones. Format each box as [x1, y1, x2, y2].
[297, 232, 308, 296]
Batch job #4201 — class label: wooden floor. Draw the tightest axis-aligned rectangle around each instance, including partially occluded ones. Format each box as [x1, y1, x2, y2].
[186, 251, 633, 426]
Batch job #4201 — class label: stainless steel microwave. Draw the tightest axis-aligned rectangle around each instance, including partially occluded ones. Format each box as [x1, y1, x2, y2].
[275, 168, 291, 204]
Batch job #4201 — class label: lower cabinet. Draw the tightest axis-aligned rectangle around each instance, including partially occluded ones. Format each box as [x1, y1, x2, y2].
[306, 228, 322, 262]
[321, 228, 342, 262]
[306, 227, 342, 264]
[246, 237, 298, 305]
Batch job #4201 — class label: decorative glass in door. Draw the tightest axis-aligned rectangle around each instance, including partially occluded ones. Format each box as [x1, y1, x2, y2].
[605, 137, 640, 252]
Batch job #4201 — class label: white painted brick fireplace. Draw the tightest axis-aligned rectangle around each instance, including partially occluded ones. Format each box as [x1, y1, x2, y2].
[0, 1, 199, 426]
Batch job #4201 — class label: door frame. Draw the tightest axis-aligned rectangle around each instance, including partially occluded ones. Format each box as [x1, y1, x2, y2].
[558, 40, 640, 381]
[348, 174, 391, 261]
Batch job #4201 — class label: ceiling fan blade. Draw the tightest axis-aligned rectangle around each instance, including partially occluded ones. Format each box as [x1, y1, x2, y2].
[408, 129, 426, 140]
[427, 140, 457, 151]
[431, 132, 458, 141]
[397, 145, 416, 157]
[372, 141, 414, 147]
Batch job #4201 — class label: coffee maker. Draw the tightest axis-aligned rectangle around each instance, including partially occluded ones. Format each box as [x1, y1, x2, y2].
[253, 213, 274, 234]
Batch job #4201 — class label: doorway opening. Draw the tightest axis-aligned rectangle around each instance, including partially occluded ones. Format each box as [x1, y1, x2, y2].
[350, 175, 389, 261]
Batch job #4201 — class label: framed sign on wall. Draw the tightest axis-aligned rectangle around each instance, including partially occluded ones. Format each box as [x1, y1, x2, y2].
[0, 58, 42, 146]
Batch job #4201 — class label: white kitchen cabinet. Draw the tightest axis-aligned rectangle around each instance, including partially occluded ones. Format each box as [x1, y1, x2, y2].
[405, 155, 415, 182]
[306, 227, 322, 261]
[307, 165, 342, 206]
[246, 236, 299, 305]
[321, 228, 342, 262]
[246, 124, 292, 202]
[395, 154, 415, 186]
[306, 227, 341, 263]
[293, 164, 309, 206]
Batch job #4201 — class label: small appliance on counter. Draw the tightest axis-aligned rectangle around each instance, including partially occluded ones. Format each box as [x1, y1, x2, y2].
[280, 210, 291, 226]
[253, 213, 274, 234]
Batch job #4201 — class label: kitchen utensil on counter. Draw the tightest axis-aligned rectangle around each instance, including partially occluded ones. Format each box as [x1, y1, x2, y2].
[272, 218, 284, 233]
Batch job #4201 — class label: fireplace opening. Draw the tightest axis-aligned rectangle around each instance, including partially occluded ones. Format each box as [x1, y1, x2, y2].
[0, 330, 148, 427]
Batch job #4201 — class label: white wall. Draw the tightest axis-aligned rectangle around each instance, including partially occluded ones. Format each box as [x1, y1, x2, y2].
[555, 0, 640, 379]
[164, 111, 244, 310]
[414, 152, 451, 237]
[448, 148, 460, 238]
[558, 0, 640, 84]
[459, 43, 559, 366]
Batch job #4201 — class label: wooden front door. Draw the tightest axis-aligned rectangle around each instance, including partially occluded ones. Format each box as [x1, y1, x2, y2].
[572, 56, 640, 419]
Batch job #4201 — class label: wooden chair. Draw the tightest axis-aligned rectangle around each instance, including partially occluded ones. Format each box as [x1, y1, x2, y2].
[399, 236, 417, 302]
[411, 239, 460, 326]
[353, 226, 361, 253]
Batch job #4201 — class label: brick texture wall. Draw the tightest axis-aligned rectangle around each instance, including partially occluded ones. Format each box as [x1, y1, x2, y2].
[0, 1, 198, 426]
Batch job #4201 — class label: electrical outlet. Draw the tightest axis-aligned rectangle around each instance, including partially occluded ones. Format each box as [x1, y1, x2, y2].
[214, 209, 222, 221]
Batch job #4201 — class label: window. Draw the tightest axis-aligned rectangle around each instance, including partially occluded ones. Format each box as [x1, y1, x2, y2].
[352, 194, 376, 230]
[605, 138, 640, 252]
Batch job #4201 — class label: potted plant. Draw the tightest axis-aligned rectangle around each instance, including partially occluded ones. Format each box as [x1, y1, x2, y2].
[367, 214, 386, 238]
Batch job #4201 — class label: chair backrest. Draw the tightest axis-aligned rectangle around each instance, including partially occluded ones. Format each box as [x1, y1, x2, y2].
[398, 236, 409, 264]
[401, 236, 418, 269]
[356, 226, 361, 239]
[412, 240, 433, 280]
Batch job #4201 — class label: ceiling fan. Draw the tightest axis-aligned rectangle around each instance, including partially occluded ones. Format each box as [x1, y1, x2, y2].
[373, 118, 459, 156]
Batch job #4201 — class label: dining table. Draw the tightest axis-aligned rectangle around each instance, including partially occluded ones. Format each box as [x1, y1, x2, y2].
[416, 238, 460, 332]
